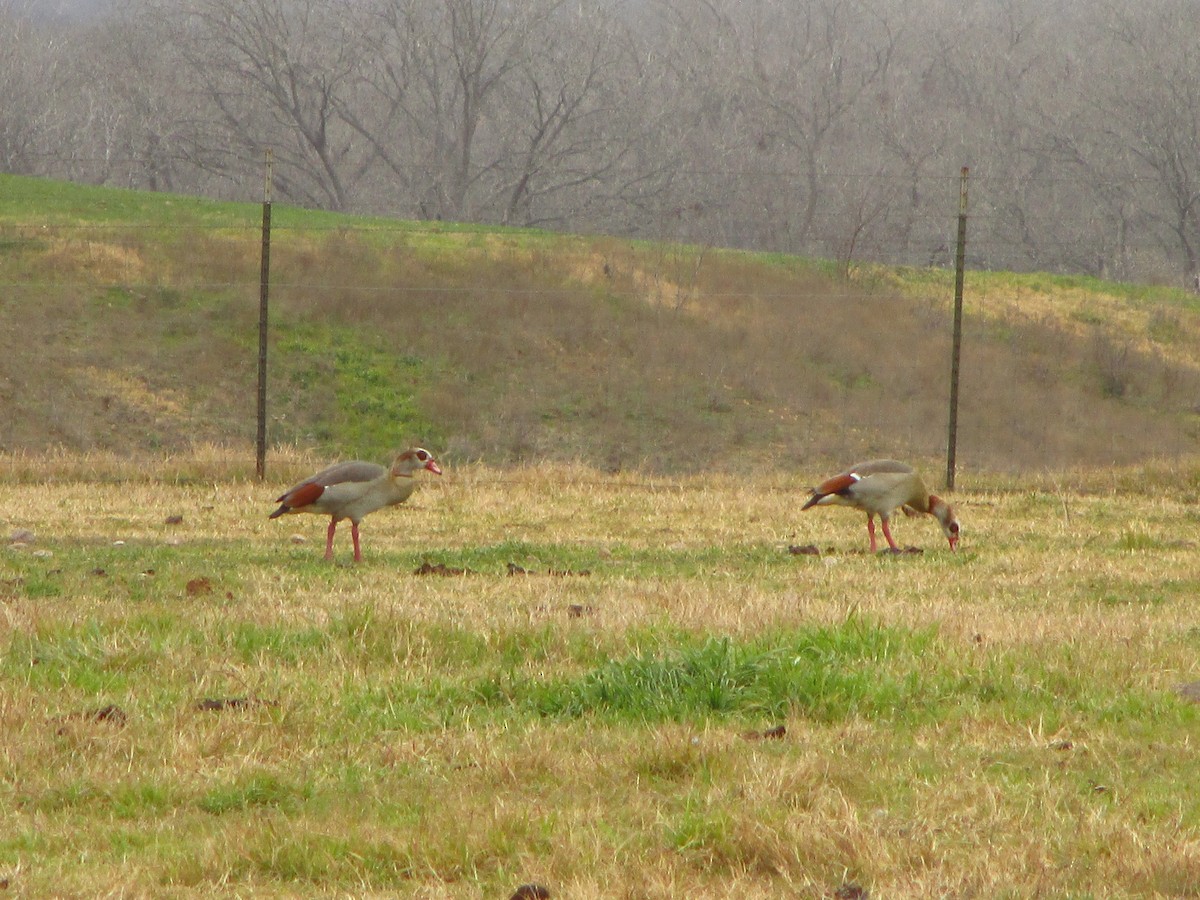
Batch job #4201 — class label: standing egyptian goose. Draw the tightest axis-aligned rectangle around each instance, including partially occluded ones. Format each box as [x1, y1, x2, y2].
[801, 459, 959, 552]
[269, 447, 442, 561]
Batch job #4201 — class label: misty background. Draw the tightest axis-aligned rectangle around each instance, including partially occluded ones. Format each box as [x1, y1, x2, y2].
[4, 0, 1199, 283]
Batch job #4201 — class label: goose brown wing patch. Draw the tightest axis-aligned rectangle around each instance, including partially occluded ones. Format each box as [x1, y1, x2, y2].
[279, 481, 325, 509]
[802, 471, 862, 510]
[815, 471, 861, 496]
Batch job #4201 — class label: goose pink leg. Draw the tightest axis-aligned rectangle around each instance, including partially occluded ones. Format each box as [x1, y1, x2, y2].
[880, 517, 900, 551]
[325, 520, 338, 560]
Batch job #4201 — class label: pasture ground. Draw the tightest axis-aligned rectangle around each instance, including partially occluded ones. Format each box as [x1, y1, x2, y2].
[1, 450, 1198, 897]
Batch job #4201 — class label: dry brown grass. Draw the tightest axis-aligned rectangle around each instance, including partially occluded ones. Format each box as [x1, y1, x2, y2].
[1, 450, 1198, 897]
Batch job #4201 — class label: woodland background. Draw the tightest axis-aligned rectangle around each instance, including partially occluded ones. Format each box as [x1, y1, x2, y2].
[6, 0, 1200, 284]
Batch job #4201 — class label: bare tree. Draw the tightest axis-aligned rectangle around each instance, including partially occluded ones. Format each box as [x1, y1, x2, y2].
[342, 0, 666, 227]
[37, 9, 192, 192]
[635, 0, 760, 248]
[147, 0, 374, 210]
[738, 0, 897, 255]
[345, 0, 565, 220]
[14, 0, 1200, 284]
[490, 6, 635, 227]
[0, 1, 65, 173]
[1086, 0, 1200, 279]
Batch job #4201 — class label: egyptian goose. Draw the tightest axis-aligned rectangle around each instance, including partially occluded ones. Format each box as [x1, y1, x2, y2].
[269, 447, 442, 561]
[801, 459, 959, 552]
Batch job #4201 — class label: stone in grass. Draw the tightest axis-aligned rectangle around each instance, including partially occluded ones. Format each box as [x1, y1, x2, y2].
[834, 883, 868, 900]
[740, 724, 787, 741]
[510, 885, 551, 900]
[788, 543, 821, 556]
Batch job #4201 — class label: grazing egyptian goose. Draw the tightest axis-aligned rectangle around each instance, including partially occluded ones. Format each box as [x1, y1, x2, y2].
[801, 459, 959, 552]
[269, 447, 442, 561]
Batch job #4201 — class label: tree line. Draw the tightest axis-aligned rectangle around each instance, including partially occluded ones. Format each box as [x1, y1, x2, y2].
[4, 0, 1199, 283]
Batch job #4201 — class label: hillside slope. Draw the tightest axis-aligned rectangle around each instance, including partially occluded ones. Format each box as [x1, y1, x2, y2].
[2, 174, 1199, 475]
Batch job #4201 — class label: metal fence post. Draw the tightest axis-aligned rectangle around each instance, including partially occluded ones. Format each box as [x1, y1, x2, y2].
[256, 149, 273, 480]
[946, 166, 968, 491]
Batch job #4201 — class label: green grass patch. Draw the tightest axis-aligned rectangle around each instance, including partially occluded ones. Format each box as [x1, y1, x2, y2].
[197, 772, 313, 815]
[518, 628, 922, 722]
[271, 322, 442, 458]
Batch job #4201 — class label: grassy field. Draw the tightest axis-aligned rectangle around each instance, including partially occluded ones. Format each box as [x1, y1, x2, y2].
[2, 449, 1198, 897]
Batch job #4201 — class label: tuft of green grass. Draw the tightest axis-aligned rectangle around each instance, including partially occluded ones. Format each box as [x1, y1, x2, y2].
[520, 627, 927, 722]
[1116, 529, 1167, 551]
[197, 773, 313, 815]
[416, 623, 931, 726]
